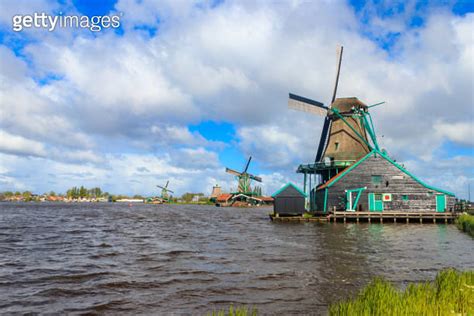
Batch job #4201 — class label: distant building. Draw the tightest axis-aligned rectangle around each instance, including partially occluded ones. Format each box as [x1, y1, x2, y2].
[210, 184, 222, 202]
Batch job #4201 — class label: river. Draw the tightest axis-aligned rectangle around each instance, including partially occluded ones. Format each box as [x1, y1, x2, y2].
[0, 203, 472, 314]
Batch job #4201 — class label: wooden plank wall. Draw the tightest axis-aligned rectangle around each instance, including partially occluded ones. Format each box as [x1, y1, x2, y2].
[315, 154, 455, 212]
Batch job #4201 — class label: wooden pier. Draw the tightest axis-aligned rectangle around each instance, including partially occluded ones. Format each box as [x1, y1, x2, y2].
[270, 211, 458, 224]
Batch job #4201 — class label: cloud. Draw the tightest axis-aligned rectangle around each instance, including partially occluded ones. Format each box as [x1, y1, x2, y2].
[0, 130, 47, 157]
[435, 121, 474, 147]
[0, 1, 472, 198]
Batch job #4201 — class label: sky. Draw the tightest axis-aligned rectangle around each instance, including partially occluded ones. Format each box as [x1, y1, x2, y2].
[0, 0, 473, 198]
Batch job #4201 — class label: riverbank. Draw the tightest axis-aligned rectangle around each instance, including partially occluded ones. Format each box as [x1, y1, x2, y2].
[329, 269, 474, 315]
[457, 213, 474, 237]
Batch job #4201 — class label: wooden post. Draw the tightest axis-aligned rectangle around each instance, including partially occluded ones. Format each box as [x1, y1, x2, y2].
[394, 217, 396, 223]
[406, 217, 409, 224]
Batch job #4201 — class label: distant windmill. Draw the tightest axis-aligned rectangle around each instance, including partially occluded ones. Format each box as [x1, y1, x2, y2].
[157, 181, 174, 201]
[225, 156, 262, 195]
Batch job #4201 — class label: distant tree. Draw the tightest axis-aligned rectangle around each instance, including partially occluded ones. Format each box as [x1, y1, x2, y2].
[79, 186, 87, 198]
[49, 191, 56, 197]
[15, 191, 21, 196]
[93, 187, 102, 198]
[22, 191, 32, 202]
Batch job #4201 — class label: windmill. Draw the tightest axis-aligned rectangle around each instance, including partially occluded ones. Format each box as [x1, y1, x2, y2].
[225, 156, 263, 195]
[157, 180, 174, 202]
[288, 46, 384, 210]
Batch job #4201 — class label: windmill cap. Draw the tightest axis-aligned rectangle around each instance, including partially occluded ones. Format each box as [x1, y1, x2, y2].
[331, 97, 367, 112]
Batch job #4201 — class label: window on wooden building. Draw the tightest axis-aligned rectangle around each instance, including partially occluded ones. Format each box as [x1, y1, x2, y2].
[371, 175, 382, 185]
[402, 195, 409, 201]
[335, 142, 339, 151]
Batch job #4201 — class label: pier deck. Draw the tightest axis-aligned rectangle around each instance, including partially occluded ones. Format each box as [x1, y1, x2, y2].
[270, 211, 458, 224]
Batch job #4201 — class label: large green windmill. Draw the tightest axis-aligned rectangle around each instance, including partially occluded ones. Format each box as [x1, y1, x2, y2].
[226, 156, 262, 195]
[157, 180, 174, 202]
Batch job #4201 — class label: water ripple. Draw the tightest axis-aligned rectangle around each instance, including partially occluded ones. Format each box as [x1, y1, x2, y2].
[0, 202, 472, 314]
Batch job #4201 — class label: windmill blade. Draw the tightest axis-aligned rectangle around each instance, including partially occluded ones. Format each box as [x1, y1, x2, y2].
[315, 117, 332, 162]
[249, 174, 263, 182]
[166, 189, 174, 194]
[226, 168, 242, 177]
[330, 45, 343, 105]
[243, 156, 252, 173]
[165, 180, 169, 188]
[288, 93, 328, 116]
[157, 185, 166, 190]
[368, 101, 385, 108]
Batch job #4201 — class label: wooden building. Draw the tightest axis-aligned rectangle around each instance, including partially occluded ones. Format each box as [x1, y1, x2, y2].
[272, 183, 307, 215]
[314, 149, 455, 213]
[287, 46, 456, 215]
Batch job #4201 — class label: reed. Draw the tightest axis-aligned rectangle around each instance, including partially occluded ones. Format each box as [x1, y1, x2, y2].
[207, 305, 257, 316]
[329, 269, 474, 315]
[457, 213, 474, 237]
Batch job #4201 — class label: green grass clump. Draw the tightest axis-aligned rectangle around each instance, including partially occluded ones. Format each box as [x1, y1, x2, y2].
[207, 305, 257, 316]
[457, 213, 474, 237]
[329, 269, 474, 315]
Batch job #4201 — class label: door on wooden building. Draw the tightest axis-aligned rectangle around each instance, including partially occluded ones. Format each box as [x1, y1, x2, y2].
[368, 193, 383, 212]
[436, 194, 446, 212]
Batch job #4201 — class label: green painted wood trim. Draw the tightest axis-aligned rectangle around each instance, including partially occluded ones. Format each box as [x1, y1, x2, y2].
[272, 182, 307, 198]
[362, 114, 379, 151]
[323, 188, 328, 213]
[436, 194, 446, 212]
[368, 193, 374, 211]
[322, 149, 454, 197]
[377, 150, 455, 196]
[325, 151, 374, 188]
[332, 108, 372, 150]
[353, 187, 365, 208]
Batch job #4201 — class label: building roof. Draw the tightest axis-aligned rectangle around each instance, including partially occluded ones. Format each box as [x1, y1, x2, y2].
[330, 97, 367, 112]
[316, 149, 455, 196]
[272, 182, 307, 198]
[257, 196, 274, 202]
[317, 153, 369, 190]
[216, 193, 232, 202]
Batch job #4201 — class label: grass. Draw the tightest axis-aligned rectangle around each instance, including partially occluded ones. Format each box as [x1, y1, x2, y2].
[206, 305, 257, 316]
[457, 213, 474, 237]
[329, 269, 474, 315]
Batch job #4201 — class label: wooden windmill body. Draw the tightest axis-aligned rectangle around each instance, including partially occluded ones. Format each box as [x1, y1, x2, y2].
[287, 46, 455, 214]
[288, 46, 383, 209]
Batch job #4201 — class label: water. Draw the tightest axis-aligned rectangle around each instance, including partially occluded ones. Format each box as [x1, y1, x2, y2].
[0, 203, 472, 314]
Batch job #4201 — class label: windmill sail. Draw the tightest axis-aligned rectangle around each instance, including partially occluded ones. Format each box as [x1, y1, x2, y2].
[225, 168, 242, 177]
[315, 117, 332, 162]
[249, 174, 262, 182]
[243, 156, 252, 173]
[315, 45, 344, 163]
[225, 156, 262, 194]
[330, 46, 343, 105]
[288, 93, 327, 116]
